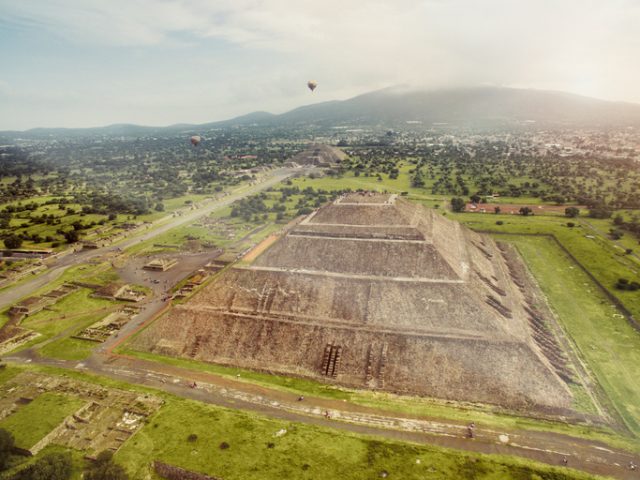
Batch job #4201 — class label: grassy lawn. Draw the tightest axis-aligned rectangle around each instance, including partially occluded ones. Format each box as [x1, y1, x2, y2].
[39, 336, 98, 361]
[449, 212, 640, 320]
[23, 288, 114, 325]
[120, 349, 639, 453]
[0, 364, 22, 384]
[0, 392, 85, 449]
[1, 262, 119, 328]
[117, 396, 596, 480]
[502, 235, 640, 437]
[0, 364, 599, 480]
[280, 169, 556, 206]
[126, 202, 288, 256]
[14, 292, 116, 355]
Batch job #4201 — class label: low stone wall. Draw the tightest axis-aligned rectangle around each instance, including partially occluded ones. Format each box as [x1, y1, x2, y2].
[153, 461, 222, 480]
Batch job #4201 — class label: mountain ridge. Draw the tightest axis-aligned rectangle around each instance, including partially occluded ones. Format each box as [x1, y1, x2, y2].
[4, 86, 640, 136]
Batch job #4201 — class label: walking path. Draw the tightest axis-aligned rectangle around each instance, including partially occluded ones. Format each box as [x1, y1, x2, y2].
[5, 348, 639, 479]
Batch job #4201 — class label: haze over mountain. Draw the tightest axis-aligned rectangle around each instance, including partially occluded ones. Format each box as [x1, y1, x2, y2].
[5, 86, 640, 137]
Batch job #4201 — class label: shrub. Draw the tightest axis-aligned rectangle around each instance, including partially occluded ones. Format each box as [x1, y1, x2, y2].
[12, 451, 72, 480]
[609, 228, 623, 240]
[0, 428, 14, 471]
[496, 221, 504, 225]
[564, 207, 580, 218]
[450, 197, 465, 213]
[615, 278, 640, 290]
[3, 235, 22, 250]
[84, 450, 128, 480]
[187, 434, 198, 442]
[519, 206, 533, 216]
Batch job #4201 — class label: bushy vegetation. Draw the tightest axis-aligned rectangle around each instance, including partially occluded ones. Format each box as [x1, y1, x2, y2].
[10, 451, 72, 480]
[0, 428, 15, 471]
[84, 451, 128, 480]
[0, 134, 306, 250]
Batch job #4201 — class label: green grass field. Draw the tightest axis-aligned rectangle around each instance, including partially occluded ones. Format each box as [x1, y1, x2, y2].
[280, 169, 557, 206]
[119, 347, 638, 454]
[117, 395, 596, 480]
[0, 392, 85, 449]
[0, 191, 217, 250]
[126, 192, 299, 256]
[449, 212, 640, 320]
[0, 364, 599, 480]
[503, 235, 640, 436]
[13, 289, 117, 355]
[38, 336, 97, 361]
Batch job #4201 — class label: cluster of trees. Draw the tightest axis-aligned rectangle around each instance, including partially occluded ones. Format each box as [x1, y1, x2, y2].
[230, 194, 269, 222]
[611, 213, 640, 241]
[451, 197, 466, 213]
[73, 192, 151, 216]
[0, 130, 312, 249]
[588, 205, 613, 219]
[84, 451, 128, 480]
[565, 207, 580, 218]
[0, 428, 128, 480]
[341, 135, 639, 214]
[11, 452, 72, 480]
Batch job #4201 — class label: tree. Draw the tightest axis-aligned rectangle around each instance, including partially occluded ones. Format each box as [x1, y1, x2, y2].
[0, 428, 14, 471]
[470, 194, 481, 204]
[519, 207, 533, 216]
[451, 197, 466, 213]
[154, 202, 164, 212]
[12, 451, 72, 480]
[565, 207, 580, 218]
[63, 230, 79, 243]
[411, 170, 425, 188]
[613, 214, 624, 226]
[3, 235, 22, 250]
[494, 206, 501, 215]
[609, 228, 624, 240]
[84, 451, 128, 480]
[589, 205, 612, 219]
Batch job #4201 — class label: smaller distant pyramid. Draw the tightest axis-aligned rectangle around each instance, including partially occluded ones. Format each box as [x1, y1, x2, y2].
[290, 144, 346, 167]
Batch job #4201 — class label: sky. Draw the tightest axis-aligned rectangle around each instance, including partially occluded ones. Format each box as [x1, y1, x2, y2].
[0, 0, 639, 130]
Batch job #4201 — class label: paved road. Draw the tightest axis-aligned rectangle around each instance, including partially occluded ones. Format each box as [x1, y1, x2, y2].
[0, 167, 301, 310]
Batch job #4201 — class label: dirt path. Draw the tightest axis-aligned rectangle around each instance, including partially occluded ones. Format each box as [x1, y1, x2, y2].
[242, 233, 280, 262]
[5, 350, 638, 479]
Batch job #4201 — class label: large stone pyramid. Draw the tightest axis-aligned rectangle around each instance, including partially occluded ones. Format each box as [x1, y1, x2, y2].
[133, 194, 573, 410]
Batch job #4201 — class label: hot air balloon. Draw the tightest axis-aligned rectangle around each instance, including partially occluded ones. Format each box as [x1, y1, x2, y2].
[190, 135, 201, 146]
[307, 80, 318, 92]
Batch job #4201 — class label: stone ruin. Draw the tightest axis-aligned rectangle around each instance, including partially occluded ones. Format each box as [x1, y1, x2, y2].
[0, 372, 162, 456]
[133, 193, 575, 411]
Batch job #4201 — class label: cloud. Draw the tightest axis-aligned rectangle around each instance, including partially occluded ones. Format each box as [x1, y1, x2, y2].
[0, 0, 639, 128]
